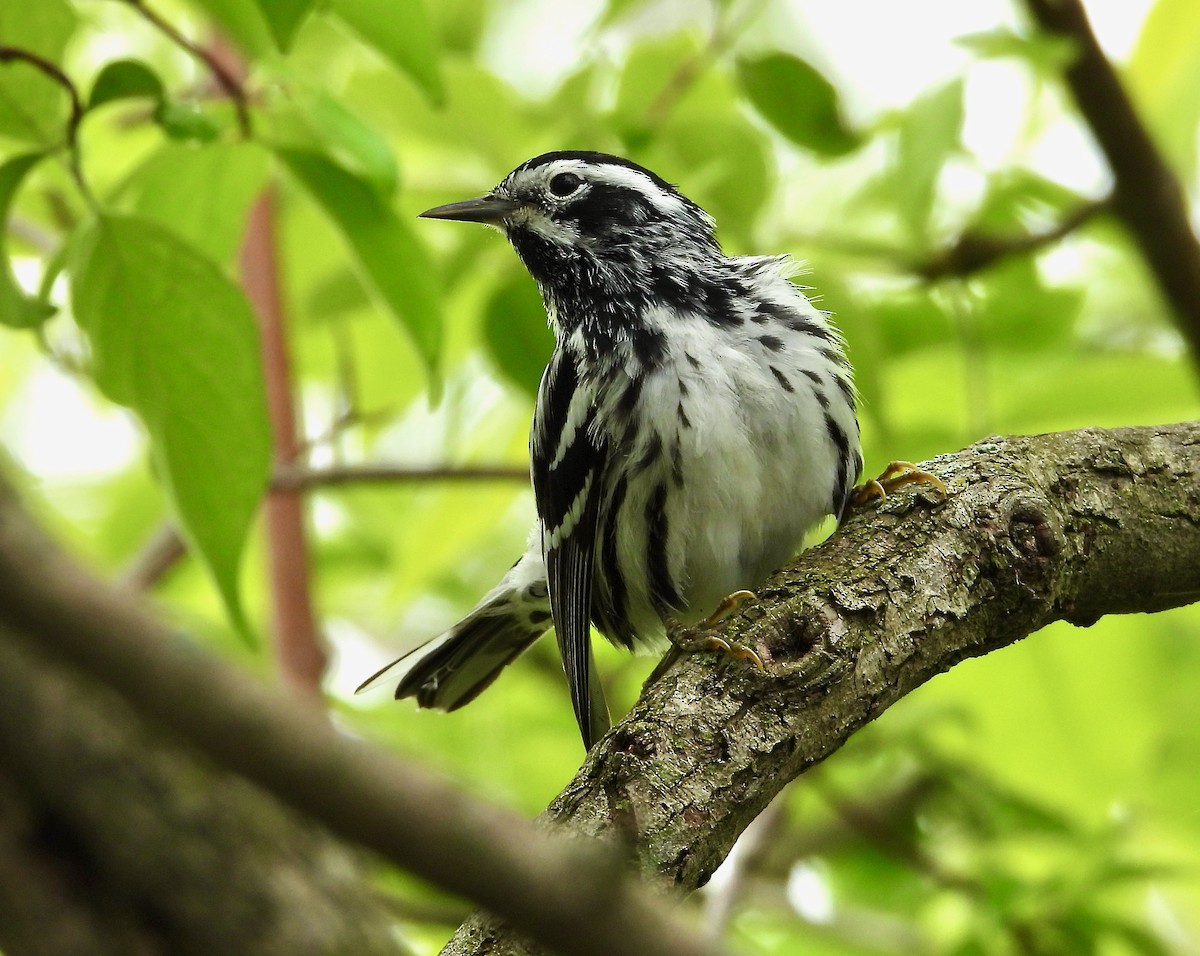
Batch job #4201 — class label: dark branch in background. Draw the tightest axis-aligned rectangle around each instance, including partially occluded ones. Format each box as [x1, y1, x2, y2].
[121, 0, 252, 137]
[0, 47, 91, 202]
[440, 422, 1200, 955]
[1, 425, 1196, 956]
[0, 468, 730, 956]
[241, 188, 327, 696]
[917, 196, 1110, 281]
[1024, 0, 1200, 371]
[0, 631, 405, 956]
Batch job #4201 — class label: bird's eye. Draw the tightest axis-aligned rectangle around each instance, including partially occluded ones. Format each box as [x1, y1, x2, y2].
[548, 172, 584, 197]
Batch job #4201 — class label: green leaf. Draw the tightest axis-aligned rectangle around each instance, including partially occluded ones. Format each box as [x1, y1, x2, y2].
[483, 271, 552, 396]
[125, 141, 269, 264]
[971, 168, 1087, 234]
[736, 53, 861, 157]
[656, 116, 770, 242]
[956, 27, 1076, 73]
[0, 151, 56, 329]
[426, 0, 487, 55]
[275, 148, 441, 374]
[308, 268, 370, 321]
[88, 59, 164, 110]
[1128, 0, 1200, 179]
[154, 100, 222, 142]
[250, 0, 317, 51]
[267, 84, 399, 195]
[615, 34, 703, 146]
[0, 0, 75, 143]
[867, 286, 955, 359]
[974, 256, 1080, 352]
[331, 0, 444, 106]
[68, 214, 270, 632]
[893, 79, 964, 242]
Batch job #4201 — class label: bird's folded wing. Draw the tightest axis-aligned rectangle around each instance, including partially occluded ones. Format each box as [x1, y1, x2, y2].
[532, 349, 612, 748]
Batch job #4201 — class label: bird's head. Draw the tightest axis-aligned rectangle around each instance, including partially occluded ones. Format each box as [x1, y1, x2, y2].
[420, 151, 719, 307]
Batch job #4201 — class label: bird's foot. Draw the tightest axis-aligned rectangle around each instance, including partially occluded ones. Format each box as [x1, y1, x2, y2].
[849, 460, 946, 509]
[666, 590, 765, 673]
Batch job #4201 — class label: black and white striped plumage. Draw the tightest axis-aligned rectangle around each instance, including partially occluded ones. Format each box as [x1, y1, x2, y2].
[358, 151, 863, 749]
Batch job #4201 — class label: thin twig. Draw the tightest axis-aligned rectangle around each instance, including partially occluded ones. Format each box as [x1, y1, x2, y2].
[917, 197, 1110, 281]
[121, 0, 252, 137]
[120, 524, 187, 591]
[272, 462, 530, 491]
[121, 463, 530, 591]
[7, 214, 58, 257]
[0, 47, 92, 203]
[0, 468, 736, 956]
[811, 776, 981, 896]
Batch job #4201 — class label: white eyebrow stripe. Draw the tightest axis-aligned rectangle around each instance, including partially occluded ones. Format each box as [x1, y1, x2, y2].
[536, 159, 690, 217]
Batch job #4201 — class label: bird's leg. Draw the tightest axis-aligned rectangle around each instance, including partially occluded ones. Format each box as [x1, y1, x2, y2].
[849, 460, 946, 509]
[665, 590, 765, 673]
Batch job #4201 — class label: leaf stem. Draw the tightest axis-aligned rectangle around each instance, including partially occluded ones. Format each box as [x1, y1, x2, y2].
[0, 46, 93, 204]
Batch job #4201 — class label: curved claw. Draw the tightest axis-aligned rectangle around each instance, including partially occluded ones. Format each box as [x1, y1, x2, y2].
[665, 589, 767, 675]
[701, 589, 759, 628]
[850, 460, 946, 509]
[707, 635, 766, 673]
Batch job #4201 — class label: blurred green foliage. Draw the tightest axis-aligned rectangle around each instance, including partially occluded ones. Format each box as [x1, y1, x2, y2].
[1, 0, 1198, 953]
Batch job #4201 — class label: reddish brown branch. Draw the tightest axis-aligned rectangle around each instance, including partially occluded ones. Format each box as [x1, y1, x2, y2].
[241, 189, 327, 696]
[1024, 0, 1200, 371]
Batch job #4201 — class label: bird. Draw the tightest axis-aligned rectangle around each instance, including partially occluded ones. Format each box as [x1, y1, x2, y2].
[358, 150, 934, 749]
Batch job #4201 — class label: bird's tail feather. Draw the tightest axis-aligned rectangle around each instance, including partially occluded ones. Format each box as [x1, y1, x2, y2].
[355, 584, 548, 712]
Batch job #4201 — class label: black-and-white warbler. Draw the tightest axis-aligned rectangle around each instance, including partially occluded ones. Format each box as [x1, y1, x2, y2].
[360, 151, 906, 749]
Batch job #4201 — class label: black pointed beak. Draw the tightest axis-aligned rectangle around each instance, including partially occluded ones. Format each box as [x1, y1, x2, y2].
[418, 195, 522, 224]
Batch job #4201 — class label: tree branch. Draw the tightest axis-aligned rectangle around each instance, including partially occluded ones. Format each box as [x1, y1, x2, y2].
[0, 633, 405, 956]
[0, 465, 729, 956]
[917, 197, 1109, 281]
[0, 425, 1196, 956]
[1023, 0, 1200, 371]
[441, 422, 1200, 954]
[120, 464, 528, 590]
[271, 462, 530, 491]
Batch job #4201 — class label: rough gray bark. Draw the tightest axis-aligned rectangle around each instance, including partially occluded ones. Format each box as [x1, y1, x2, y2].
[442, 423, 1200, 955]
[0, 633, 406, 956]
